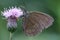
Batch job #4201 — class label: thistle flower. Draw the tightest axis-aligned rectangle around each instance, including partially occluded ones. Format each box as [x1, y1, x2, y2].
[1, 7, 23, 32]
[1, 7, 24, 40]
[1, 7, 23, 18]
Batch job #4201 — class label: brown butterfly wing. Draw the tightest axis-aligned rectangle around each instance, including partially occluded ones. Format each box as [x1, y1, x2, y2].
[23, 11, 54, 36]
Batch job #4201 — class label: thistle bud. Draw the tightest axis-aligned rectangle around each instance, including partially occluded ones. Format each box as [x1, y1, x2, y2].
[7, 16, 17, 33]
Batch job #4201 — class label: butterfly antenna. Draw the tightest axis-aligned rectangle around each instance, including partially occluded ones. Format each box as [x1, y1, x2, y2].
[22, 0, 27, 10]
[22, 0, 29, 18]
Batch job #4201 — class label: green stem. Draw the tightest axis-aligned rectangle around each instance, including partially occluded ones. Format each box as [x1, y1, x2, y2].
[9, 32, 13, 40]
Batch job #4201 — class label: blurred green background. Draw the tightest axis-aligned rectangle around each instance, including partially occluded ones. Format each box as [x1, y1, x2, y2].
[0, 0, 60, 40]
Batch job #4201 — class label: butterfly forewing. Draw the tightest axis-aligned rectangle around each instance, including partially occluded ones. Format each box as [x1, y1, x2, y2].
[23, 11, 54, 36]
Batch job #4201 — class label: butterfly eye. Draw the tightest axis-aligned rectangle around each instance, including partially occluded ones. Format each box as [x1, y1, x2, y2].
[19, 15, 24, 18]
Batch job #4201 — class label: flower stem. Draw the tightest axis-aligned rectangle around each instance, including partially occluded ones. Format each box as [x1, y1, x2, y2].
[9, 32, 13, 40]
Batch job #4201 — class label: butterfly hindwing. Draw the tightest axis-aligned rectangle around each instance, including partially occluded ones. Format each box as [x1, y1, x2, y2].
[23, 11, 54, 36]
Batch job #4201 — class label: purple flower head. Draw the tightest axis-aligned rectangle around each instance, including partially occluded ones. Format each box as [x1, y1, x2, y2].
[1, 7, 24, 33]
[1, 7, 23, 18]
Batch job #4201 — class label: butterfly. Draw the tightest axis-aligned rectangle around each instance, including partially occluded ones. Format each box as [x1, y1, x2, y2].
[22, 9, 54, 36]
